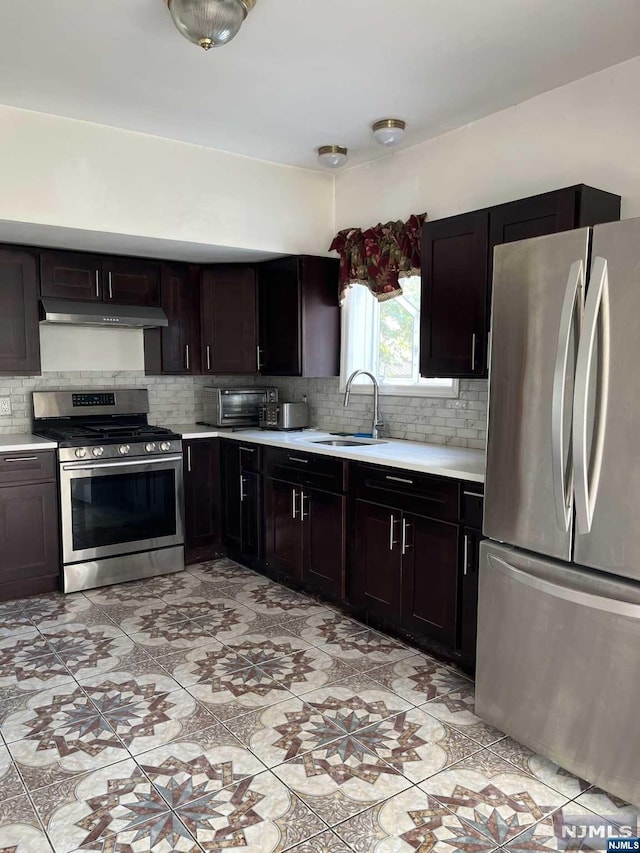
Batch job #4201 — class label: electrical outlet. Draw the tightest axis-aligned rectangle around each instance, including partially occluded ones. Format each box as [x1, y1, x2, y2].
[0, 397, 11, 416]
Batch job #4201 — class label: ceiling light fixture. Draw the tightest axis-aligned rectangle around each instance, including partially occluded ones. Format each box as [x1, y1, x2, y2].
[166, 0, 256, 50]
[372, 119, 406, 147]
[317, 145, 348, 169]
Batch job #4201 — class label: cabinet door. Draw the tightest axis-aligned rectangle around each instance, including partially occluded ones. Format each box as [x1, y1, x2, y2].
[353, 500, 402, 625]
[264, 477, 302, 581]
[259, 257, 301, 376]
[459, 528, 482, 671]
[302, 488, 346, 601]
[420, 211, 489, 378]
[102, 257, 160, 306]
[401, 513, 459, 647]
[184, 439, 221, 564]
[489, 188, 578, 263]
[240, 471, 262, 564]
[145, 264, 199, 375]
[0, 248, 41, 376]
[0, 481, 59, 601]
[40, 250, 102, 301]
[221, 441, 242, 550]
[201, 266, 258, 375]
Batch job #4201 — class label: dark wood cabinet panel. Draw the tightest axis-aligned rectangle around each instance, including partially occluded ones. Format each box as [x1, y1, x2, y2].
[353, 500, 402, 624]
[420, 211, 489, 378]
[240, 470, 262, 564]
[0, 481, 59, 602]
[420, 185, 620, 380]
[40, 251, 102, 302]
[401, 513, 459, 646]
[221, 440, 242, 550]
[0, 247, 41, 376]
[302, 489, 346, 601]
[145, 264, 200, 375]
[184, 439, 222, 564]
[264, 477, 303, 581]
[258, 255, 340, 377]
[102, 257, 160, 306]
[459, 527, 482, 671]
[201, 266, 258, 375]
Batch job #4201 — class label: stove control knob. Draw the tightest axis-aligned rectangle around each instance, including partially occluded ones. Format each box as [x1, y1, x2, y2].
[92, 447, 104, 458]
[160, 441, 171, 452]
[75, 447, 87, 459]
[118, 444, 131, 456]
[145, 442, 156, 453]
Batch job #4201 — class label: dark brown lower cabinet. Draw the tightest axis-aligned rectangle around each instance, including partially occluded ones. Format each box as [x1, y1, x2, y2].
[401, 514, 459, 646]
[221, 441, 242, 552]
[265, 478, 346, 599]
[222, 441, 263, 568]
[264, 478, 302, 581]
[184, 439, 222, 564]
[459, 527, 482, 670]
[240, 471, 262, 565]
[353, 500, 460, 647]
[0, 475, 59, 602]
[353, 500, 402, 623]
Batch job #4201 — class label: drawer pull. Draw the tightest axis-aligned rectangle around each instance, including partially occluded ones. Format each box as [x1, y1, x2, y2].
[4, 456, 39, 463]
[389, 514, 399, 551]
[463, 533, 469, 576]
[240, 446, 256, 453]
[463, 490, 483, 498]
[292, 488, 298, 519]
[288, 456, 309, 465]
[386, 475, 414, 485]
[401, 519, 412, 555]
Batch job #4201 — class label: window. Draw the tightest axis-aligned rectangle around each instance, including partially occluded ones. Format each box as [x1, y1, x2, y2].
[340, 277, 458, 397]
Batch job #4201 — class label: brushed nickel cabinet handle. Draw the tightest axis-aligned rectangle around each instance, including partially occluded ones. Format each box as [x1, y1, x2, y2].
[4, 456, 38, 463]
[95, 269, 100, 298]
[108, 271, 113, 300]
[185, 345, 190, 371]
[401, 519, 412, 555]
[240, 475, 246, 503]
[463, 534, 469, 576]
[288, 456, 309, 464]
[389, 514, 399, 551]
[292, 488, 298, 519]
[471, 333, 477, 371]
[386, 475, 413, 485]
[206, 346, 211, 371]
[187, 446, 192, 472]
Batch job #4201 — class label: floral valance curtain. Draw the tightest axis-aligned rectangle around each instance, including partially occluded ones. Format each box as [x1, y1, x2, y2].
[329, 212, 427, 305]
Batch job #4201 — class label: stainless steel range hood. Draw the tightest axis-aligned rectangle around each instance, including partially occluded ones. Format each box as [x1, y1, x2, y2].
[40, 298, 168, 329]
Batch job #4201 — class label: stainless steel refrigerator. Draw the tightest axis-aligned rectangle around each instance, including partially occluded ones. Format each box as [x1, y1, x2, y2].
[477, 218, 640, 807]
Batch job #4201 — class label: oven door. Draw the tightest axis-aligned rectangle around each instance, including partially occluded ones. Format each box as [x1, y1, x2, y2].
[60, 455, 184, 564]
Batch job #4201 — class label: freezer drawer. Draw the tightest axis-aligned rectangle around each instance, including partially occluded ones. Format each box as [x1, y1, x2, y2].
[476, 540, 640, 806]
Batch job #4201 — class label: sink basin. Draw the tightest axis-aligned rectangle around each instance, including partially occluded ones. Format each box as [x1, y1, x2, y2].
[311, 438, 388, 447]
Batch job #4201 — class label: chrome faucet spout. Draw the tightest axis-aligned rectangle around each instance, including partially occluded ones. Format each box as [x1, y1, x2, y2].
[343, 370, 384, 439]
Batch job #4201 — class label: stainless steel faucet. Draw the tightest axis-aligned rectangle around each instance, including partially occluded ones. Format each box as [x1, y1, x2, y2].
[343, 370, 384, 439]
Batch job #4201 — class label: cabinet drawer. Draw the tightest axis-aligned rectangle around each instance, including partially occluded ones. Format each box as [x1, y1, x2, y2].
[238, 443, 262, 473]
[352, 463, 459, 522]
[461, 487, 484, 530]
[263, 447, 346, 493]
[0, 451, 56, 485]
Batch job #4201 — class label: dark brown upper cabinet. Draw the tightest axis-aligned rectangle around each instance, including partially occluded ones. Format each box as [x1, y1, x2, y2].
[40, 250, 160, 307]
[144, 264, 200, 375]
[258, 255, 340, 377]
[201, 266, 258, 375]
[420, 185, 621, 379]
[0, 247, 41, 376]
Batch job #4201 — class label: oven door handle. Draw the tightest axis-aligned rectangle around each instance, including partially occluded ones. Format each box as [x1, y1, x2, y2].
[62, 455, 183, 471]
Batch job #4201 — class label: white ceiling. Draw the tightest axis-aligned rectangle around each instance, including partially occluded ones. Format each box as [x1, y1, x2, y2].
[1, 0, 639, 171]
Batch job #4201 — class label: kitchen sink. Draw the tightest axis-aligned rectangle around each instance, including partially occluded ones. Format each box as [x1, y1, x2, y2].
[311, 438, 388, 447]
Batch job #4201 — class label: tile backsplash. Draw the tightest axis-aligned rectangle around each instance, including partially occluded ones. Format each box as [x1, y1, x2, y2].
[0, 372, 487, 449]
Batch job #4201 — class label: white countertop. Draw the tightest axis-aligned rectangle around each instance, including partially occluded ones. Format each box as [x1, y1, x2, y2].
[0, 434, 58, 453]
[168, 425, 485, 483]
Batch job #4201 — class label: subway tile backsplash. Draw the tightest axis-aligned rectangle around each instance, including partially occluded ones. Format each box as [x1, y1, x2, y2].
[0, 372, 487, 450]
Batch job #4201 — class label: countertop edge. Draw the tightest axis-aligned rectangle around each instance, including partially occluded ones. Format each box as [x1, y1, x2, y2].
[0, 434, 58, 453]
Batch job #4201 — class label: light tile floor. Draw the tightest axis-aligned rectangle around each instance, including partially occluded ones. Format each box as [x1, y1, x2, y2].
[0, 558, 637, 852]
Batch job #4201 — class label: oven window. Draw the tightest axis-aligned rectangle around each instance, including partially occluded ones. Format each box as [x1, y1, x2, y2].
[70, 469, 176, 551]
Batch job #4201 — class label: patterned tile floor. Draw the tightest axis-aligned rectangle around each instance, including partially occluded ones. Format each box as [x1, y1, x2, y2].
[0, 558, 637, 852]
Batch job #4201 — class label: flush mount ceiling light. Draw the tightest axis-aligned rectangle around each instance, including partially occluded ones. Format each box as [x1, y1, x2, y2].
[372, 119, 407, 147]
[317, 145, 348, 169]
[165, 0, 256, 50]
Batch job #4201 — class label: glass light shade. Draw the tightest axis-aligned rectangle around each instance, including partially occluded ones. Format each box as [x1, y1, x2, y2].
[168, 0, 247, 49]
[372, 119, 406, 147]
[318, 145, 348, 168]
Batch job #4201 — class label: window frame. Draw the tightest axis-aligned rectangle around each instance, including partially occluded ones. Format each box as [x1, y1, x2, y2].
[339, 282, 459, 399]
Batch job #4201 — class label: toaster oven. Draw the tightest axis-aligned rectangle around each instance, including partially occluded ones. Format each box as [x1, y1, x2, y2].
[202, 386, 278, 427]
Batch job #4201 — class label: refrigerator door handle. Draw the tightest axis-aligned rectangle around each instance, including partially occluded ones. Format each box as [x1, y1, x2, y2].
[573, 256, 610, 535]
[487, 552, 640, 618]
[551, 260, 584, 531]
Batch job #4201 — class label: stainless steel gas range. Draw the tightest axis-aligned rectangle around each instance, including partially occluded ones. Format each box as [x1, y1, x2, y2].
[32, 389, 184, 593]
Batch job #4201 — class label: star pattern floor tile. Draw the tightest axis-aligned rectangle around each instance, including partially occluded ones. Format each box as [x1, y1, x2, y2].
[0, 557, 628, 853]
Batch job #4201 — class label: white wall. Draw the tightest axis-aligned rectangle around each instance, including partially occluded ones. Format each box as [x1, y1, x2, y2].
[0, 105, 334, 257]
[335, 57, 640, 228]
